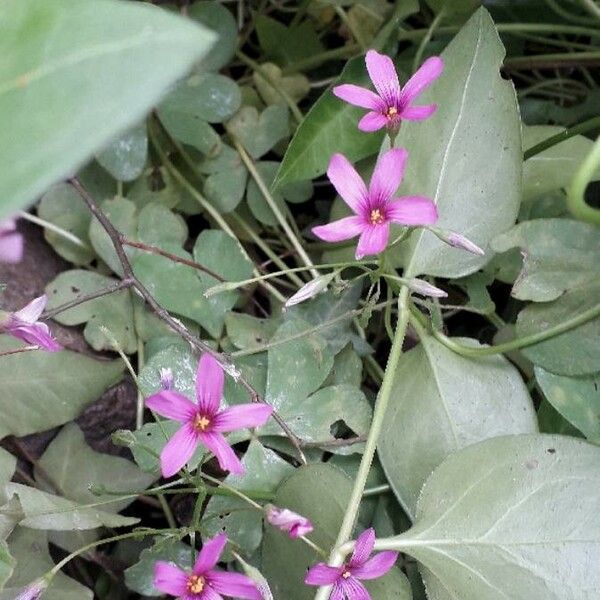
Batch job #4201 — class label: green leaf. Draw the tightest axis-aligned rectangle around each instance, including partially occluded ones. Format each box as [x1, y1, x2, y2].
[36, 423, 155, 513]
[159, 73, 241, 124]
[188, 1, 237, 72]
[522, 125, 600, 201]
[517, 281, 600, 376]
[396, 8, 521, 278]
[390, 434, 600, 600]
[0, 529, 92, 600]
[454, 271, 496, 315]
[0, 339, 124, 439]
[0, 452, 16, 489]
[253, 63, 310, 107]
[225, 312, 280, 350]
[255, 16, 325, 67]
[0, 541, 14, 591]
[45, 269, 137, 353]
[379, 336, 537, 517]
[203, 165, 248, 213]
[203, 441, 294, 557]
[37, 183, 95, 265]
[491, 218, 600, 302]
[262, 464, 412, 600]
[227, 105, 289, 159]
[125, 539, 192, 597]
[0, 0, 215, 218]
[2, 483, 137, 530]
[274, 55, 384, 186]
[535, 367, 600, 444]
[96, 123, 148, 182]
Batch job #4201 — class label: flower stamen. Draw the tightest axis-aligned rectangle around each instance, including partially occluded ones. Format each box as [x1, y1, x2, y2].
[385, 106, 398, 119]
[369, 208, 385, 225]
[187, 574, 205, 594]
[342, 570, 352, 579]
[193, 413, 211, 432]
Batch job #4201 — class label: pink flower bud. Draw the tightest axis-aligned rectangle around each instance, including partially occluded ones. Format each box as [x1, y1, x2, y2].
[408, 279, 447, 298]
[159, 367, 174, 390]
[285, 273, 336, 307]
[446, 232, 485, 256]
[265, 505, 314, 538]
[15, 578, 49, 600]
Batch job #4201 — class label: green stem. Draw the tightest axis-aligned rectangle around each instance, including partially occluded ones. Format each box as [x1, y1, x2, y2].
[314, 286, 412, 600]
[236, 51, 303, 124]
[424, 302, 600, 357]
[158, 494, 177, 529]
[413, 8, 446, 73]
[335, 6, 368, 51]
[18, 211, 89, 249]
[567, 134, 600, 226]
[524, 116, 600, 159]
[504, 51, 600, 69]
[281, 44, 360, 74]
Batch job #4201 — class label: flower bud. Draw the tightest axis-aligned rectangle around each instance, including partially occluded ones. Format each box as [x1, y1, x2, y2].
[159, 367, 174, 390]
[408, 279, 447, 298]
[284, 273, 336, 307]
[15, 578, 49, 600]
[265, 504, 314, 538]
[446, 232, 485, 256]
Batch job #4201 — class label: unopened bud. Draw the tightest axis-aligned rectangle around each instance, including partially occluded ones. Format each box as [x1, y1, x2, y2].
[159, 367, 174, 390]
[429, 227, 484, 256]
[285, 273, 336, 307]
[15, 577, 50, 600]
[265, 504, 314, 538]
[408, 279, 447, 298]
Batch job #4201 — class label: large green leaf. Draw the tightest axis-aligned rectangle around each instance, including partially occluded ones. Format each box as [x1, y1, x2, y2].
[274, 55, 384, 186]
[0, 529, 92, 600]
[0, 339, 124, 439]
[0, 0, 215, 218]
[396, 8, 521, 278]
[387, 434, 600, 600]
[379, 336, 537, 517]
[535, 367, 600, 444]
[35, 423, 155, 513]
[492, 219, 600, 302]
[262, 464, 412, 600]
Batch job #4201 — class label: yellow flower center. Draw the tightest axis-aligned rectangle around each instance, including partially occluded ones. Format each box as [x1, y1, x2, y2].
[342, 570, 352, 579]
[193, 413, 211, 432]
[187, 575, 206, 594]
[369, 209, 385, 225]
[386, 106, 398, 118]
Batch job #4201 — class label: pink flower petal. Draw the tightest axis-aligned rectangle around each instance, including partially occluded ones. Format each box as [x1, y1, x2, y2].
[341, 577, 371, 600]
[13, 296, 47, 323]
[351, 551, 399, 580]
[327, 154, 368, 212]
[7, 322, 62, 352]
[193, 533, 227, 575]
[387, 196, 438, 226]
[401, 104, 437, 120]
[207, 571, 262, 600]
[196, 353, 224, 416]
[365, 50, 400, 107]
[358, 112, 388, 132]
[349, 528, 376, 568]
[330, 584, 345, 600]
[355, 225, 389, 260]
[266, 506, 313, 538]
[145, 391, 197, 422]
[312, 216, 365, 243]
[400, 56, 444, 104]
[305, 563, 343, 585]
[369, 148, 408, 204]
[211, 403, 273, 433]
[195, 587, 222, 600]
[153, 561, 189, 597]
[333, 84, 385, 110]
[160, 423, 199, 478]
[0, 232, 23, 264]
[199, 432, 244, 474]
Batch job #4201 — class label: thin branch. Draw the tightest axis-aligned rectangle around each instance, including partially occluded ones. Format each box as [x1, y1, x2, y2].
[70, 177, 307, 465]
[0, 345, 40, 358]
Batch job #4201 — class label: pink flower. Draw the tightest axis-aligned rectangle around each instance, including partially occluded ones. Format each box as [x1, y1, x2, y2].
[305, 528, 398, 599]
[265, 505, 314, 538]
[0, 295, 61, 352]
[312, 149, 437, 259]
[0, 218, 24, 264]
[154, 533, 261, 600]
[146, 353, 273, 477]
[333, 50, 443, 132]
[14, 578, 49, 600]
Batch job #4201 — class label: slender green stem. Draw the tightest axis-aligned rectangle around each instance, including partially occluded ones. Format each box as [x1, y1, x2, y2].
[544, 0, 598, 24]
[567, 134, 600, 226]
[236, 51, 303, 124]
[579, 0, 600, 19]
[413, 8, 446, 73]
[158, 494, 177, 529]
[524, 116, 600, 159]
[335, 6, 367, 51]
[363, 483, 391, 497]
[505, 51, 600, 69]
[281, 44, 360, 74]
[232, 139, 319, 278]
[18, 211, 89, 249]
[425, 302, 600, 357]
[314, 286, 412, 600]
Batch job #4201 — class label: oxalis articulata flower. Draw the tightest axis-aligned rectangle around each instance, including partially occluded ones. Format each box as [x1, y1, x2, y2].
[0, 295, 61, 352]
[154, 533, 261, 600]
[305, 528, 398, 599]
[145, 353, 273, 477]
[265, 504, 314, 538]
[0, 217, 24, 264]
[333, 50, 443, 134]
[312, 149, 438, 259]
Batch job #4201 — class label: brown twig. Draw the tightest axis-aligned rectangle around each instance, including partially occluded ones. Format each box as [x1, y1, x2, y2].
[70, 177, 307, 465]
[0, 345, 40, 358]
